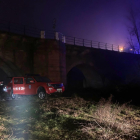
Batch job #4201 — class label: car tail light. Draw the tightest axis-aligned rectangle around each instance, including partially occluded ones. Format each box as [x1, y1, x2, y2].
[0, 81, 3, 86]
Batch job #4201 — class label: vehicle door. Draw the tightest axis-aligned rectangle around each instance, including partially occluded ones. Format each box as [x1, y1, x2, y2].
[12, 77, 25, 95]
[24, 77, 36, 95]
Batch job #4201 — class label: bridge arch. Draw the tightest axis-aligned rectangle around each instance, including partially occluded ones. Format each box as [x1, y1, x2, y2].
[67, 62, 110, 89]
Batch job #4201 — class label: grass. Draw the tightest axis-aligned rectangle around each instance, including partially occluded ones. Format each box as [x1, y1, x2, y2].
[0, 95, 140, 140]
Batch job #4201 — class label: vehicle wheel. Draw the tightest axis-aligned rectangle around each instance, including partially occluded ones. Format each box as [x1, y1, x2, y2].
[11, 90, 18, 99]
[38, 89, 46, 100]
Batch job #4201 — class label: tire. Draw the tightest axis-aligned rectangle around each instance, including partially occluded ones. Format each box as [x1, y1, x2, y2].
[10, 90, 18, 99]
[37, 88, 46, 100]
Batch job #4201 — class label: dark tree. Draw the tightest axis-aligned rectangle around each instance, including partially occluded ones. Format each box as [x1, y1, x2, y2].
[127, 7, 140, 53]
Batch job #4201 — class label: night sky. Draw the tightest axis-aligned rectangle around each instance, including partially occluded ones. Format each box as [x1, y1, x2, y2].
[0, 0, 140, 47]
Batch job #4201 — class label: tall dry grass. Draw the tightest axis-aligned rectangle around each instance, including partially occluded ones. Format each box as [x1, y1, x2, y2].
[81, 95, 138, 140]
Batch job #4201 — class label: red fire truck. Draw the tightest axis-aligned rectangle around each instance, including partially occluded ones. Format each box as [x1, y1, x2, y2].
[3, 74, 65, 99]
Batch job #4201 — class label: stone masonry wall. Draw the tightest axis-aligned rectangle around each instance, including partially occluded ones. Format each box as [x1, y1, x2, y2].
[0, 31, 66, 84]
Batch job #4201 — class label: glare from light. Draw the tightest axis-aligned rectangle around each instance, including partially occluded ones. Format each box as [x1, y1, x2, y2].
[119, 47, 123, 52]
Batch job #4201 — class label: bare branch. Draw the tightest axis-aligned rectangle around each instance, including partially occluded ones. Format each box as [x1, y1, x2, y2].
[126, 7, 140, 50]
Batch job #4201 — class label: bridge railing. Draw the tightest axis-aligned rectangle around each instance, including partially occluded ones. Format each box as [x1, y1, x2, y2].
[0, 19, 139, 54]
[65, 36, 140, 54]
[0, 20, 55, 39]
[65, 36, 121, 51]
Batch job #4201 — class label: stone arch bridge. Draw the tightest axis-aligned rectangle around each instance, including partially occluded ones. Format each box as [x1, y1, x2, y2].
[0, 31, 140, 88]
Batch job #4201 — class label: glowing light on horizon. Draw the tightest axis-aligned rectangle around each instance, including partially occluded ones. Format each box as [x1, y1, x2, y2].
[119, 47, 124, 52]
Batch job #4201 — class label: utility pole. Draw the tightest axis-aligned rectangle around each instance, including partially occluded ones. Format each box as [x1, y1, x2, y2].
[52, 18, 56, 39]
[53, 18, 56, 31]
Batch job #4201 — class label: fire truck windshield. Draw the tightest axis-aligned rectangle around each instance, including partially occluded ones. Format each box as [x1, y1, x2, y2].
[33, 76, 52, 82]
